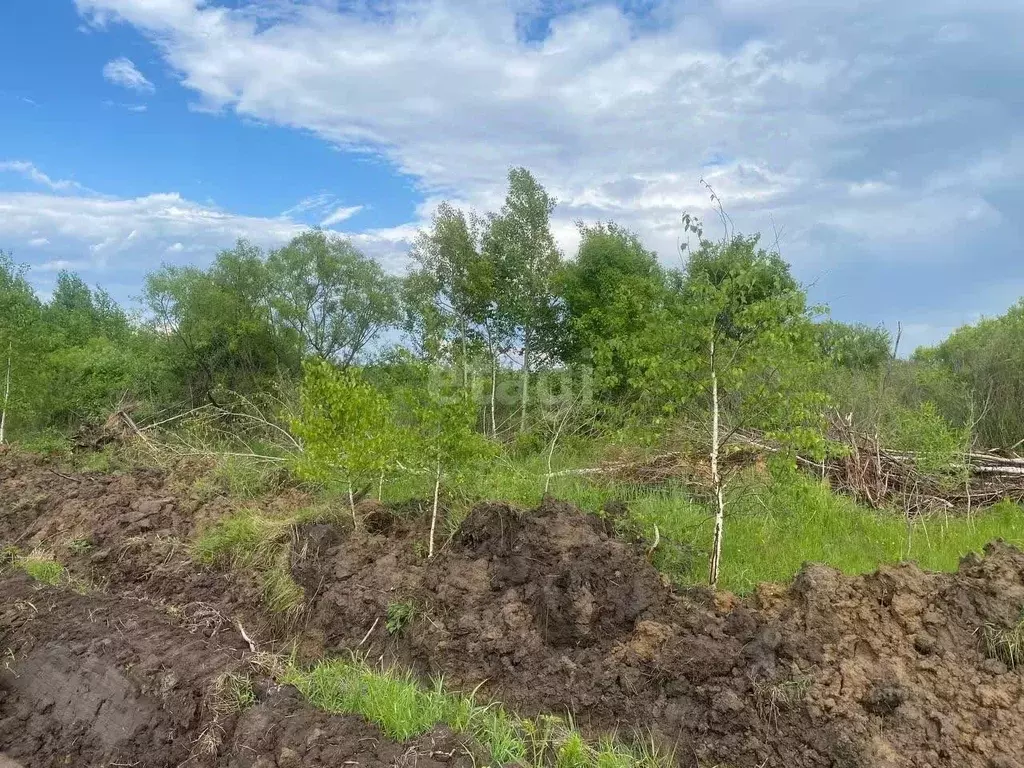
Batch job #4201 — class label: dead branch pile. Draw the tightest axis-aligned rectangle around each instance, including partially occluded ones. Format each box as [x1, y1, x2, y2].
[823, 416, 1024, 514]
[552, 425, 1024, 514]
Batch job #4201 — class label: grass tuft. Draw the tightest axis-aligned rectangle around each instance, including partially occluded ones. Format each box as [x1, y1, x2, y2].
[192, 509, 304, 617]
[192, 508, 291, 569]
[983, 612, 1024, 668]
[20, 551, 68, 586]
[385, 600, 417, 635]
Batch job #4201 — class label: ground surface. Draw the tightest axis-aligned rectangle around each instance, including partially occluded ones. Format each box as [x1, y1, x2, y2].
[2, 455, 1024, 767]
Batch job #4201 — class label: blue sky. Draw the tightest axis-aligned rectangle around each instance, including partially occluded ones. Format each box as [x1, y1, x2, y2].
[1, 0, 1022, 351]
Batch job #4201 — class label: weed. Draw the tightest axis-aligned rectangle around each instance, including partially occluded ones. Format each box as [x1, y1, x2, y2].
[20, 551, 67, 586]
[386, 600, 417, 635]
[65, 538, 93, 556]
[983, 612, 1024, 668]
[261, 562, 304, 617]
[752, 676, 810, 728]
[209, 672, 257, 716]
[191, 509, 291, 569]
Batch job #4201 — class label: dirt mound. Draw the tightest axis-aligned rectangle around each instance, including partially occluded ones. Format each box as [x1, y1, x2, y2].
[3, 456, 1024, 767]
[0, 574, 469, 767]
[295, 498, 1024, 768]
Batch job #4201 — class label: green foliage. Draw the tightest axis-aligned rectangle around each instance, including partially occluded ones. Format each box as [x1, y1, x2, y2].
[268, 230, 401, 366]
[143, 240, 301, 403]
[883, 402, 970, 486]
[385, 600, 417, 635]
[914, 300, 1024, 448]
[678, 231, 829, 457]
[291, 360, 399, 493]
[815, 320, 892, 371]
[558, 222, 670, 400]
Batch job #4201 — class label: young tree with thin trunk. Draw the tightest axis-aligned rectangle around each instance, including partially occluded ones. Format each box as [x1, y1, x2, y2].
[484, 168, 562, 434]
[403, 367, 495, 558]
[290, 360, 398, 528]
[678, 218, 827, 588]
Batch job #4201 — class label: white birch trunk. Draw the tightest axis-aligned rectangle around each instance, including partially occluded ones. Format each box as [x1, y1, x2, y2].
[708, 337, 725, 588]
[0, 345, 10, 445]
[428, 462, 441, 559]
[519, 333, 530, 434]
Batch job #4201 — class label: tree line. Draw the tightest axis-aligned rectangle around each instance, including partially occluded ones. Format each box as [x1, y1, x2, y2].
[0, 167, 1017, 454]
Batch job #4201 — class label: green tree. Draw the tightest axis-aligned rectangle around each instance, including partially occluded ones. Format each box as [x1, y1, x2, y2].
[677, 224, 827, 587]
[409, 203, 494, 387]
[914, 301, 1024, 448]
[558, 222, 670, 401]
[143, 240, 300, 403]
[484, 168, 562, 433]
[46, 271, 131, 347]
[267, 230, 401, 367]
[816, 320, 891, 371]
[291, 360, 398, 524]
[398, 366, 495, 557]
[0, 251, 45, 439]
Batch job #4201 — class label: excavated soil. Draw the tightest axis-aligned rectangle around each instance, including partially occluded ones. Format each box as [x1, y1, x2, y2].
[0, 575, 468, 768]
[3, 455, 1024, 767]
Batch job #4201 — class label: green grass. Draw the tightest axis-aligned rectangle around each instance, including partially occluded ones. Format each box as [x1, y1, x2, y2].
[19, 550, 68, 586]
[192, 509, 304, 616]
[192, 508, 292, 569]
[283, 655, 673, 768]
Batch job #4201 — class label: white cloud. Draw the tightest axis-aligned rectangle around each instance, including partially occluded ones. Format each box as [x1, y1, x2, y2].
[0, 184, 416, 306]
[51, 0, 1024, 344]
[0, 160, 90, 193]
[72, 0, 1024, 270]
[102, 56, 155, 93]
[321, 204, 364, 227]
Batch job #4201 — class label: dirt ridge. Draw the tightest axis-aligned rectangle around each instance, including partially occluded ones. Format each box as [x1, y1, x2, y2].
[2, 456, 1024, 767]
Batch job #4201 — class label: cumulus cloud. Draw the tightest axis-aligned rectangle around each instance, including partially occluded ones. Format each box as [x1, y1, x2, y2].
[102, 56, 155, 93]
[0, 184, 414, 304]
[72, 1, 1023, 258]
[53, 0, 1024, 341]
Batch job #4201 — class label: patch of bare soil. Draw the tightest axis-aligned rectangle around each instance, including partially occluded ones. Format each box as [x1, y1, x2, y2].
[3, 455, 1024, 767]
[0, 574, 468, 767]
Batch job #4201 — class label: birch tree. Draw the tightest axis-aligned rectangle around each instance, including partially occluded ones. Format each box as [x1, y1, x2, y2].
[484, 168, 562, 433]
[678, 222, 827, 588]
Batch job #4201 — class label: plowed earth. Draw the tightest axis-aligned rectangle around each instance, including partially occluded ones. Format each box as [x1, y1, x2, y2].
[2, 455, 1024, 767]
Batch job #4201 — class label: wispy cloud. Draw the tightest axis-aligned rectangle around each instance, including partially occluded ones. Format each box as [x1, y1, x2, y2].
[321, 204, 364, 227]
[0, 160, 91, 193]
[102, 57, 154, 93]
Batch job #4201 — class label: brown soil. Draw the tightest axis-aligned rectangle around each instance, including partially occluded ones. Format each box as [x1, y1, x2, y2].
[0, 574, 468, 768]
[3, 455, 1024, 767]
